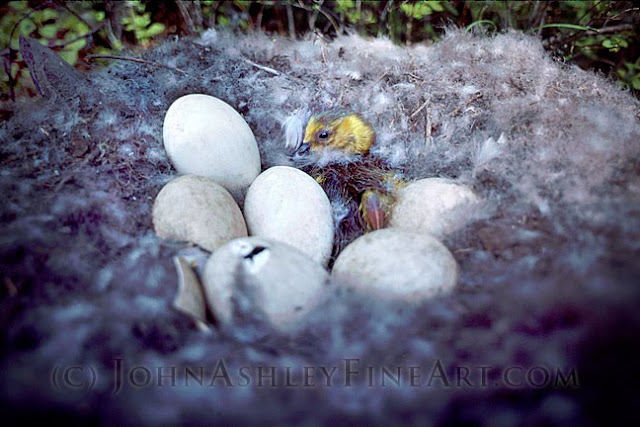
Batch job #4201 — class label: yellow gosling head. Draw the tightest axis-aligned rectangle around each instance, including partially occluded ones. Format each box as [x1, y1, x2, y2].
[302, 111, 376, 155]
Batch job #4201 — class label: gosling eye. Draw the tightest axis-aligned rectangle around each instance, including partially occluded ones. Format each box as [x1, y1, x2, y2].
[318, 130, 330, 140]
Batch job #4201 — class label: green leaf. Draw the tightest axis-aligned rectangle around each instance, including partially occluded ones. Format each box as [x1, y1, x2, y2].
[134, 14, 150, 27]
[416, 3, 432, 19]
[401, 1, 434, 20]
[361, 9, 377, 25]
[575, 36, 597, 47]
[38, 24, 58, 38]
[9, 1, 28, 12]
[441, 0, 458, 16]
[141, 22, 165, 39]
[18, 19, 37, 37]
[427, 1, 444, 13]
[613, 36, 628, 48]
[400, 3, 412, 16]
[39, 8, 59, 22]
[59, 49, 78, 66]
[336, 0, 355, 14]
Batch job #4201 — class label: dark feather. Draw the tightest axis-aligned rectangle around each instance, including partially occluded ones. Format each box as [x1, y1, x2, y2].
[301, 157, 398, 261]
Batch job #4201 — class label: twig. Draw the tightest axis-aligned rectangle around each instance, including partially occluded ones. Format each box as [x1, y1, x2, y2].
[375, 71, 389, 84]
[242, 57, 280, 76]
[305, 0, 325, 30]
[315, 30, 329, 64]
[537, 14, 546, 37]
[176, 0, 197, 36]
[291, 1, 341, 35]
[85, 54, 189, 75]
[209, 0, 222, 27]
[453, 248, 476, 254]
[3, 53, 15, 101]
[256, 2, 264, 29]
[425, 104, 432, 147]
[405, 72, 423, 81]
[286, 3, 296, 38]
[411, 98, 429, 119]
[378, 0, 393, 37]
[450, 92, 483, 117]
[410, 97, 433, 147]
[607, 7, 639, 21]
[594, 24, 635, 34]
[191, 0, 204, 30]
[242, 56, 307, 84]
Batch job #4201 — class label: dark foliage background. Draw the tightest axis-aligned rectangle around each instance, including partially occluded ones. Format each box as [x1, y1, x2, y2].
[1, 1, 639, 101]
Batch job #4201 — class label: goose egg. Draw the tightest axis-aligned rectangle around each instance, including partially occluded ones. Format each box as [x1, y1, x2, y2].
[243, 166, 334, 266]
[163, 94, 261, 202]
[202, 237, 330, 332]
[152, 175, 247, 252]
[391, 178, 480, 238]
[332, 228, 458, 300]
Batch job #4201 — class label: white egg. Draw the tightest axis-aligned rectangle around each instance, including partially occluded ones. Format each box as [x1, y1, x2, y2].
[163, 94, 261, 202]
[243, 166, 334, 266]
[202, 237, 330, 332]
[332, 228, 458, 300]
[391, 178, 480, 238]
[152, 175, 247, 252]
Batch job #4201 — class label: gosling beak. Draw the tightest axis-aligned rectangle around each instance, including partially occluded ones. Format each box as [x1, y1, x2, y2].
[297, 142, 310, 155]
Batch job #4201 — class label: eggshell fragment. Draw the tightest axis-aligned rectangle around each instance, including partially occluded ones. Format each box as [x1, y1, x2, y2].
[163, 94, 261, 201]
[243, 166, 334, 266]
[202, 237, 330, 332]
[332, 228, 458, 300]
[152, 175, 247, 252]
[391, 178, 480, 238]
[171, 256, 209, 331]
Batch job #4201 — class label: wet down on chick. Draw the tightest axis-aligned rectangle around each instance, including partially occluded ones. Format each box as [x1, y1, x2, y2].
[285, 110, 404, 259]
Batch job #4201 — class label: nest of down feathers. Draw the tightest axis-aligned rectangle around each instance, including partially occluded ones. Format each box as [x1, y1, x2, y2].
[1, 28, 639, 424]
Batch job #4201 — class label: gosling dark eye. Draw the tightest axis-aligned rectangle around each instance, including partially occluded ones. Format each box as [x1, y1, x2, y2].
[318, 130, 330, 139]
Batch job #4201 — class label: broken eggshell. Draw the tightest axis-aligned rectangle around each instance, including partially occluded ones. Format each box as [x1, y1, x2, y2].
[163, 94, 261, 202]
[171, 256, 210, 331]
[152, 175, 247, 252]
[243, 166, 334, 266]
[202, 237, 330, 332]
[332, 228, 459, 300]
[390, 178, 481, 238]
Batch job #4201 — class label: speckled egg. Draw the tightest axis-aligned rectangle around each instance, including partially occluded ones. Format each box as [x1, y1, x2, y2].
[152, 175, 247, 252]
[332, 228, 458, 300]
[202, 237, 330, 332]
[391, 178, 480, 238]
[243, 166, 334, 266]
[163, 94, 261, 202]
